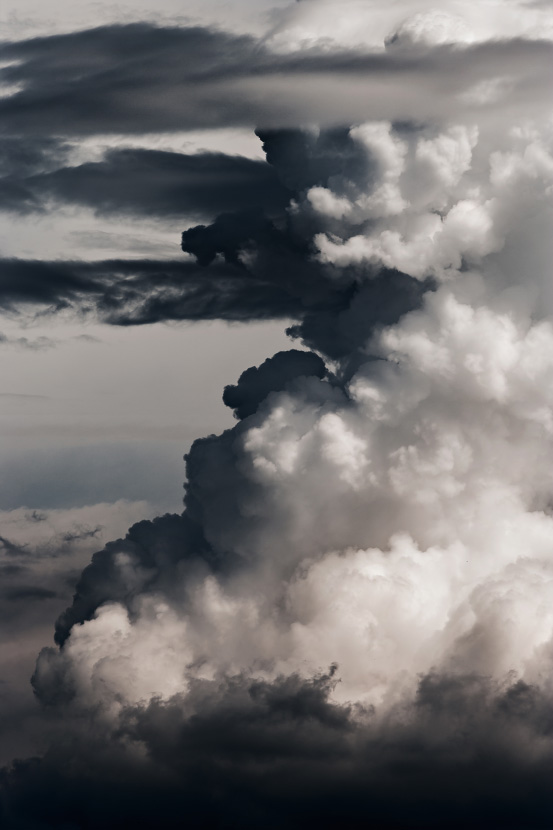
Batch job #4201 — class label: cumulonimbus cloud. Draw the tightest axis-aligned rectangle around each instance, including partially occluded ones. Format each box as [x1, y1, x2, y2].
[1, 3, 553, 827]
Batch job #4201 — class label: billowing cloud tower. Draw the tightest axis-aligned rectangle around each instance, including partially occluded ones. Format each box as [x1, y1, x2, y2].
[2, 2, 553, 827]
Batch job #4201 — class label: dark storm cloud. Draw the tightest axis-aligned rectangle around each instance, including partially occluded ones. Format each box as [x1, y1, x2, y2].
[289, 272, 434, 366]
[0, 256, 306, 323]
[0, 24, 551, 135]
[2, 242, 406, 347]
[223, 349, 327, 419]
[175, 126, 433, 361]
[0, 258, 110, 311]
[0, 123, 433, 355]
[1, 208, 430, 364]
[0, 146, 292, 220]
[257, 126, 372, 192]
[4, 667, 553, 829]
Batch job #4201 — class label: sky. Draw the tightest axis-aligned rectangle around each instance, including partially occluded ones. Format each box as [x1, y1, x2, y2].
[0, 0, 553, 827]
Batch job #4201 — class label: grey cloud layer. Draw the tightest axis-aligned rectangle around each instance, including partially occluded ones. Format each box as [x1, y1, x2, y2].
[0, 143, 292, 219]
[0, 255, 346, 326]
[6, 664, 553, 827]
[0, 23, 551, 133]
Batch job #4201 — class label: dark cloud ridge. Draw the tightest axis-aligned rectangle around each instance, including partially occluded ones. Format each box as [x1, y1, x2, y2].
[0, 143, 292, 219]
[0, 23, 551, 135]
[0, 256, 308, 323]
[4, 668, 553, 828]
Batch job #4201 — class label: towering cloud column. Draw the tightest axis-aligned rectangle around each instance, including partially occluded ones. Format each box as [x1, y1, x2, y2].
[3, 3, 553, 827]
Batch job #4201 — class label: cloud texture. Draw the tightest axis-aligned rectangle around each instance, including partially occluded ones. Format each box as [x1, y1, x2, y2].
[2, 1, 553, 826]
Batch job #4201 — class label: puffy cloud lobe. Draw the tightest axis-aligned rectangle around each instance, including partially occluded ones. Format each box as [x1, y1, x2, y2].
[32, 290, 553, 708]
[307, 121, 553, 283]
[223, 349, 327, 420]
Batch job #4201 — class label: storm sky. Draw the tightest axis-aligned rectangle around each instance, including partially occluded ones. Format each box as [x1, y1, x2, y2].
[1, 0, 553, 827]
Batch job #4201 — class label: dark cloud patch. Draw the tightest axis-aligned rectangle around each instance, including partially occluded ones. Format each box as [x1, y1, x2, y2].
[0, 148, 292, 220]
[0, 24, 259, 135]
[0, 24, 551, 136]
[257, 126, 372, 193]
[0, 256, 305, 323]
[223, 349, 327, 419]
[182, 210, 276, 267]
[0, 258, 109, 312]
[0, 239, 429, 364]
[1, 250, 397, 348]
[0, 177, 40, 215]
[0, 136, 67, 178]
[1, 669, 350, 830]
[0, 122, 435, 350]
[121, 666, 352, 774]
[289, 272, 435, 373]
[4, 587, 58, 602]
[178, 126, 435, 364]
[0, 536, 28, 556]
[4, 669, 553, 828]
[179, 207, 359, 323]
[179, 206, 359, 322]
[0, 136, 68, 213]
